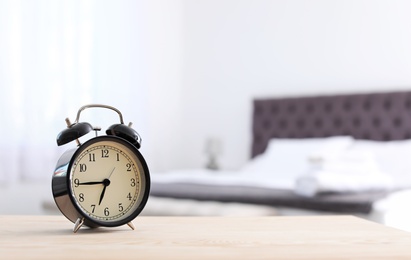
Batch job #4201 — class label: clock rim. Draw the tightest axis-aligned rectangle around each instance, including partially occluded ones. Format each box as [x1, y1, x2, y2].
[66, 135, 150, 227]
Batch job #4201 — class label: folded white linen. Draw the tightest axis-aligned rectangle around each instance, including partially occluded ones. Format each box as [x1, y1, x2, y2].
[295, 170, 393, 197]
[295, 150, 393, 197]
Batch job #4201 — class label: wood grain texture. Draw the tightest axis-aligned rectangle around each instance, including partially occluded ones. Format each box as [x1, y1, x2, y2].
[1, 215, 411, 259]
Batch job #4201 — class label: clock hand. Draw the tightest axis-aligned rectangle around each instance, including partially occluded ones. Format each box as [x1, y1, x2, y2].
[98, 178, 111, 205]
[78, 168, 115, 186]
[107, 167, 116, 179]
[78, 181, 105, 185]
[98, 185, 107, 206]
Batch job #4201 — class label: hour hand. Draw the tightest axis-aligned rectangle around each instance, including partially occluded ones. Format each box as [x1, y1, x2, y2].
[98, 179, 111, 205]
[98, 185, 107, 205]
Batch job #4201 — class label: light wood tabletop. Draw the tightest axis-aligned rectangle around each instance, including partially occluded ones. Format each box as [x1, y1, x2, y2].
[1, 215, 411, 259]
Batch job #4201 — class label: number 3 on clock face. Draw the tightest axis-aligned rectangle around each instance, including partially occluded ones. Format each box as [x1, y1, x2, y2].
[67, 136, 150, 227]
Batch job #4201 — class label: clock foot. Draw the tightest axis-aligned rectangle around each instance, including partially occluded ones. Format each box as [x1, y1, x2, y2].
[127, 222, 135, 230]
[73, 217, 85, 233]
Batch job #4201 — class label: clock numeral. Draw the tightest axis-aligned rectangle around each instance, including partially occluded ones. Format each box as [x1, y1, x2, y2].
[104, 207, 110, 216]
[101, 149, 109, 158]
[127, 192, 132, 201]
[118, 203, 124, 212]
[89, 153, 96, 162]
[126, 163, 132, 172]
[79, 193, 85, 202]
[79, 164, 87, 172]
[74, 178, 80, 187]
[130, 178, 136, 187]
[116, 153, 120, 161]
[91, 204, 96, 213]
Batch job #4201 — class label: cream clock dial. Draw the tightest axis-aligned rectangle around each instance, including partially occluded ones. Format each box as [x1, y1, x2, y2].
[70, 139, 143, 223]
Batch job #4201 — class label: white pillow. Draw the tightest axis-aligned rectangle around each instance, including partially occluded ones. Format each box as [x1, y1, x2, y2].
[240, 136, 354, 181]
[350, 139, 411, 188]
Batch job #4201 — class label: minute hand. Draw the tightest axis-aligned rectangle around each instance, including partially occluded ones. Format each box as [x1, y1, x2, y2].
[78, 181, 105, 185]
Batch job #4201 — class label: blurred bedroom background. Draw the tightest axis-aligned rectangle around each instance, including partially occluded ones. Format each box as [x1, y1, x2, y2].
[2, 0, 411, 230]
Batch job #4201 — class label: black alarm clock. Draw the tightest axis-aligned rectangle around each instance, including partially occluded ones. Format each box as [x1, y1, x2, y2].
[52, 104, 150, 233]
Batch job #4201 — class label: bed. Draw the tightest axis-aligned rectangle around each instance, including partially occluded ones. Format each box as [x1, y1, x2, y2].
[148, 90, 411, 230]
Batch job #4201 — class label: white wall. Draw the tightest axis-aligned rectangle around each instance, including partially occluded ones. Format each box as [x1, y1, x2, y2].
[134, 1, 184, 172]
[172, 0, 411, 171]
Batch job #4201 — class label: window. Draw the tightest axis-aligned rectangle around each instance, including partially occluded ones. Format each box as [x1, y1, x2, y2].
[0, 1, 146, 182]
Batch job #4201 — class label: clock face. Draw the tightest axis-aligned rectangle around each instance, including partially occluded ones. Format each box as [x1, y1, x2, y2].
[68, 136, 149, 226]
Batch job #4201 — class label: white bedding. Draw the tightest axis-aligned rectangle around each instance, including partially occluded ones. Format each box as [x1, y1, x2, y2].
[152, 169, 294, 190]
[153, 136, 356, 191]
[153, 136, 403, 195]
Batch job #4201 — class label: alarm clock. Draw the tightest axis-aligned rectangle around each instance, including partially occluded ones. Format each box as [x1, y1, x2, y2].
[52, 104, 150, 233]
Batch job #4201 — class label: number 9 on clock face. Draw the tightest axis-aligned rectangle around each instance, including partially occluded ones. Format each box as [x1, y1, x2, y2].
[68, 136, 150, 227]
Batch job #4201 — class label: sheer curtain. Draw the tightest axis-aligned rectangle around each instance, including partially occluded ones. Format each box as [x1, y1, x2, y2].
[0, 0, 147, 182]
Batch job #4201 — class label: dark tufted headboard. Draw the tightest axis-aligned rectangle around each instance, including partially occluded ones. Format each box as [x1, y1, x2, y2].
[252, 91, 411, 158]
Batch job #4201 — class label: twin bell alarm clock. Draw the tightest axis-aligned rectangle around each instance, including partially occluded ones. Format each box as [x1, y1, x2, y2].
[52, 104, 150, 233]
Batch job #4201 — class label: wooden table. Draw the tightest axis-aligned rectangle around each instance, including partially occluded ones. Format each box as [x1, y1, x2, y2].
[1, 215, 411, 259]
